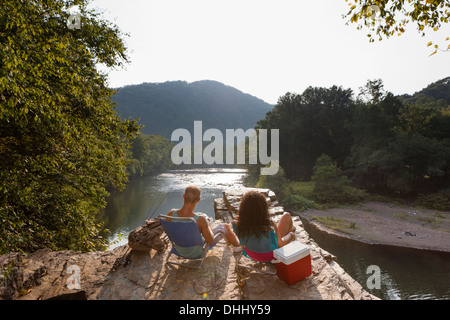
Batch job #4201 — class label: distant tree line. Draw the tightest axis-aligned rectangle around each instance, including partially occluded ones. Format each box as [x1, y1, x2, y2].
[253, 78, 450, 206]
[125, 134, 174, 179]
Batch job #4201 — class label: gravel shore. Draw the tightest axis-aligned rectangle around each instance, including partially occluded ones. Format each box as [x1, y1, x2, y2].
[294, 201, 450, 253]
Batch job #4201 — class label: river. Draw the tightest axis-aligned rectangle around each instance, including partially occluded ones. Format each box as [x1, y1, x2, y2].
[102, 168, 450, 300]
[102, 168, 246, 249]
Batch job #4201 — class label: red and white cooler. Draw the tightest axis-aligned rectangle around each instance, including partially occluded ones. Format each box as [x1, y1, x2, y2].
[273, 241, 312, 285]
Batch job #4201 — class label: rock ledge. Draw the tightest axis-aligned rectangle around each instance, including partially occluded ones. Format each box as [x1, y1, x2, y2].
[0, 188, 378, 300]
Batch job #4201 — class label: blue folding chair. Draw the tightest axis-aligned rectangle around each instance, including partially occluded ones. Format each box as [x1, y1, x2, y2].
[159, 214, 224, 269]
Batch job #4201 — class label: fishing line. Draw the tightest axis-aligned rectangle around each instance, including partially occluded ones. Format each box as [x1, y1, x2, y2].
[145, 196, 157, 220]
[147, 193, 168, 220]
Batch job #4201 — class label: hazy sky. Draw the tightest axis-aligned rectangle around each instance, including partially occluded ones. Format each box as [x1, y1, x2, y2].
[89, 0, 450, 104]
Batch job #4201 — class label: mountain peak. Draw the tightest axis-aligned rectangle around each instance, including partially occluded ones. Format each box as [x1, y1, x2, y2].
[112, 80, 273, 137]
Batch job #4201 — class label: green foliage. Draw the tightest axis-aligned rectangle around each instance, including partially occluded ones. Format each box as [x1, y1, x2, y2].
[348, 128, 450, 197]
[416, 189, 450, 211]
[399, 77, 450, 106]
[257, 85, 355, 180]
[285, 181, 316, 199]
[126, 134, 174, 179]
[312, 154, 350, 189]
[256, 165, 286, 188]
[358, 79, 387, 104]
[343, 0, 450, 54]
[347, 80, 450, 196]
[254, 168, 320, 211]
[282, 192, 320, 212]
[0, 0, 139, 254]
[256, 77, 450, 202]
[256, 165, 288, 197]
[311, 154, 367, 204]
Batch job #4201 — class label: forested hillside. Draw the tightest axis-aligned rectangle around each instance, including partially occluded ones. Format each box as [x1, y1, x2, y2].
[399, 77, 450, 106]
[112, 80, 273, 137]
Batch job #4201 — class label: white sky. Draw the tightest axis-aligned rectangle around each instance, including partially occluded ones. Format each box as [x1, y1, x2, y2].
[89, 0, 450, 105]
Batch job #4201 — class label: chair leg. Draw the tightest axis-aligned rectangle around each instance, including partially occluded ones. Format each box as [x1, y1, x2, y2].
[165, 252, 205, 269]
[164, 233, 227, 270]
[235, 252, 277, 275]
[165, 247, 206, 269]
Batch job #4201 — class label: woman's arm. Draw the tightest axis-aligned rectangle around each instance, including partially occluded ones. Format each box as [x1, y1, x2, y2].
[271, 220, 283, 247]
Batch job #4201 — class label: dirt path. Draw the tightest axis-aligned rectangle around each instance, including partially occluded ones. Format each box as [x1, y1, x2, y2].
[293, 201, 450, 252]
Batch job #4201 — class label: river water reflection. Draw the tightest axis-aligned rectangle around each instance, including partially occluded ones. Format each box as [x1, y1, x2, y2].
[301, 219, 450, 300]
[102, 168, 246, 249]
[102, 168, 450, 300]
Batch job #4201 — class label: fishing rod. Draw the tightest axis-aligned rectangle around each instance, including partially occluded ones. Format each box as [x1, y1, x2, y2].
[111, 193, 168, 272]
[144, 196, 157, 220]
[147, 193, 168, 220]
[149, 193, 170, 244]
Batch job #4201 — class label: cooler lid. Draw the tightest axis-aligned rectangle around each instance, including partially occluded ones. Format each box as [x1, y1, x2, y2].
[273, 241, 310, 265]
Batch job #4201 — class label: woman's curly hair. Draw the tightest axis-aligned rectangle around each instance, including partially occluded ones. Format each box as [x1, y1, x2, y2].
[235, 190, 271, 240]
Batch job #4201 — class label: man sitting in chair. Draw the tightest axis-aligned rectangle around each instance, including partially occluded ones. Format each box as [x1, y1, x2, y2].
[166, 185, 242, 252]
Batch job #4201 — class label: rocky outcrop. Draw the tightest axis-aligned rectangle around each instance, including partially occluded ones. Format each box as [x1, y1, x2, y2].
[127, 218, 165, 253]
[217, 188, 378, 300]
[0, 188, 378, 300]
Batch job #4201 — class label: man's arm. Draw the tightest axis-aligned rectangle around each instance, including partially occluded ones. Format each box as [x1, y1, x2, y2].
[197, 216, 215, 245]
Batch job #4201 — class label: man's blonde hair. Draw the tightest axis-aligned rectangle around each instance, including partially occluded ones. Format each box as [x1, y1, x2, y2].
[184, 185, 201, 204]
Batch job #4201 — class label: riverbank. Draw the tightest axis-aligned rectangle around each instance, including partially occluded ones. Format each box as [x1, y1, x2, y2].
[293, 201, 450, 253]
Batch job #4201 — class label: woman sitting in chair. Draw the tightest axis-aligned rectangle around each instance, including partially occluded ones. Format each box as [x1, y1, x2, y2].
[232, 190, 295, 262]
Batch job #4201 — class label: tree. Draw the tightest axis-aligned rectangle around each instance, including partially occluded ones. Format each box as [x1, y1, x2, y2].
[0, 0, 139, 254]
[347, 82, 450, 196]
[311, 154, 366, 204]
[358, 79, 386, 104]
[312, 154, 350, 191]
[127, 134, 174, 178]
[348, 133, 449, 196]
[257, 86, 355, 180]
[343, 0, 450, 54]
